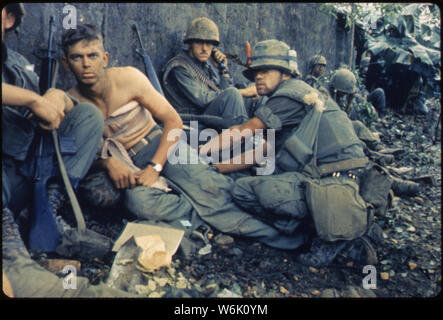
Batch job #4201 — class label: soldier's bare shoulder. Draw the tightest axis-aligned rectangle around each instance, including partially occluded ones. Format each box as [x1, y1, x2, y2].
[107, 66, 144, 87]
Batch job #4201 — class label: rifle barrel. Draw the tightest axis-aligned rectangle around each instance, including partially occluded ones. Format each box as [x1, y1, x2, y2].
[133, 23, 145, 53]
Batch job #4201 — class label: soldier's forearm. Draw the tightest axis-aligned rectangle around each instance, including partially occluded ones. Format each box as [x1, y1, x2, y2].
[2, 82, 41, 108]
[151, 116, 183, 169]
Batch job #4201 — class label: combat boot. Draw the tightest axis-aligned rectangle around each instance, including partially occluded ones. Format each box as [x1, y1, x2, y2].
[3, 207, 136, 297]
[377, 147, 405, 156]
[366, 140, 384, 152]
[390, 176, 419, 197]
[367, 149, 394, 166]
[296, 238, 348, 268]
[3, 207, 30, 259]
[365, 223, 384, 246]
[47, 183, 113, 260]
[47, 183, 69, 233]
[343, 236, 378, 266]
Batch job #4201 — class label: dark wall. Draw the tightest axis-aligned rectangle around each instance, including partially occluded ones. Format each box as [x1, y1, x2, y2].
[5, 3, 352, 90]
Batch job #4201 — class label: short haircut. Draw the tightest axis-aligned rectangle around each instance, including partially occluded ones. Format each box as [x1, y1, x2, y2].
[61, 24, 104, 55]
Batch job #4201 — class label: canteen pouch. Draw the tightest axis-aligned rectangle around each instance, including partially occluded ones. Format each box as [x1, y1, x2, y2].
[304, 177, 370, 242]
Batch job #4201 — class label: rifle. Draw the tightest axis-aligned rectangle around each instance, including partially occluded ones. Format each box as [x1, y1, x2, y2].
[132, 23, 164, 95]
[179, 113, 230, 130]
[28, 16, 86, 252]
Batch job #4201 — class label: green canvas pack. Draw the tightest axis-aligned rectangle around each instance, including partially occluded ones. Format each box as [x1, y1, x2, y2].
[304, 176, 372, 242]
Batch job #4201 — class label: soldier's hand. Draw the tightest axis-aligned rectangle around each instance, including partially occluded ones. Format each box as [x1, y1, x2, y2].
[239, 85, 259, 98]
[212, 48, 228, 66]
[104, 158, 137, 189]
[2, 83, 64, 130]
[134, 166, 160, 187]
[29, 95, 65, 130]
[44, 88, 75, 113]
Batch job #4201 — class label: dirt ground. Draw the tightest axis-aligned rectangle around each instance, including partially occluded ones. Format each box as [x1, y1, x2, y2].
[55, 98, 441, 299]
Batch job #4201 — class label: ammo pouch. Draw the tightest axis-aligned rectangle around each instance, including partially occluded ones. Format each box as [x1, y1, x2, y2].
[304, 177, 372, 242]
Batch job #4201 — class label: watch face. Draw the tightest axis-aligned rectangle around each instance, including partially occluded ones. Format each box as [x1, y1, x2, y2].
[153, 163, 162, 172]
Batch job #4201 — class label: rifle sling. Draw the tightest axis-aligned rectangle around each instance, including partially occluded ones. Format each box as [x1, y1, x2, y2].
[51, 130, 86, 232]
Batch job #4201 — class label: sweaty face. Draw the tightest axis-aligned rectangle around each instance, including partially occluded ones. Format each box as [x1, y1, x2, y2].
[189, 40, 214, 63]
[254, 69, 283, 96]
[63, 39, 109, 86]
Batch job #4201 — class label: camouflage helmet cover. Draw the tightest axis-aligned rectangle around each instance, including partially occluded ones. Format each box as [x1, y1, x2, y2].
[243, 39, 301, 81]
[184, 17, 220, 45]
[309, 54, 327, 67]
[330, 68, 357, 94]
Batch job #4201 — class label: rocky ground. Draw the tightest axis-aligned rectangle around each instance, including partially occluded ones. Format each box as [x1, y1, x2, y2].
[48, 98, 441, 299]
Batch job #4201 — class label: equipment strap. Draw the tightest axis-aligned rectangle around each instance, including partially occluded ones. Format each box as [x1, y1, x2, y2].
[317, 158, 369, 177]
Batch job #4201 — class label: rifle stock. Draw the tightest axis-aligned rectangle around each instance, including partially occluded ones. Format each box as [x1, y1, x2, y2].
[28, 133, 62, 252]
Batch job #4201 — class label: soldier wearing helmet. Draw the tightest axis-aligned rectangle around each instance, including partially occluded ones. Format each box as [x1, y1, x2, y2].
[162, 17, 260, 129]
[327, 68, 398, 159]
[328, 68, 380, 126]
[203, 40, 368, 175]
[202, 39, 319, 174]
[303, 54, 328, 90]
[201, 39, 381, 268]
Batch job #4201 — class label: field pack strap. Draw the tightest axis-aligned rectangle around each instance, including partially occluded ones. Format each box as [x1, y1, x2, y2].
[318, 157, 369, 177]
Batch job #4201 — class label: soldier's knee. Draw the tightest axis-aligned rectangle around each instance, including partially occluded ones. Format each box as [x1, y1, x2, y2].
[223, 87, 243, 102]
[124, 187, 159, 219]
[231, 177, 255, 201]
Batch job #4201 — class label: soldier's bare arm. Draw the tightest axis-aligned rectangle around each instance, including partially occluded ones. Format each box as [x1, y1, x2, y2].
[119, 67, 183, 187]
[2, 82, 64, 130]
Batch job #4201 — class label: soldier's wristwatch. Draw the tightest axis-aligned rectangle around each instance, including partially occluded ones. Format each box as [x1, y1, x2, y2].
[148, 161, 162, 173]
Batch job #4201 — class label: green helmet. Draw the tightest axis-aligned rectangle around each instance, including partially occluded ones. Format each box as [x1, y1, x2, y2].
[330, 69, 357, 94]
[243, 39, 301, 81]
[184, 17, 220, 45]
[5, 3, 26, 31]
[309, 54, 327, 67]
